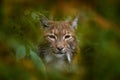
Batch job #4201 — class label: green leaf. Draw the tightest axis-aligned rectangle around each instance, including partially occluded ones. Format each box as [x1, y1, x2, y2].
[16, 45, 26, 61]
[30, 50, 46, 73]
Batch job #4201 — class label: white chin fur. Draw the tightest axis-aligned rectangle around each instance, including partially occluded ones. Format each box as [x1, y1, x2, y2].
[66, 53, 71, 63]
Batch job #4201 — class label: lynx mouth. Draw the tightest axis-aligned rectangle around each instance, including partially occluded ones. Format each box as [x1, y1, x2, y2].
[56, 51, 64, 54]
[54, 52, 65, 58]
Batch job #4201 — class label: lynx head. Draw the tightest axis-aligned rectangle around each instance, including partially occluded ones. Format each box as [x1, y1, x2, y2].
[40, 15, 79, 63]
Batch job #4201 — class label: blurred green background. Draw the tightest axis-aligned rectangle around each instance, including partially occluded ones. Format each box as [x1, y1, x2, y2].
[1, 0, 120, 80]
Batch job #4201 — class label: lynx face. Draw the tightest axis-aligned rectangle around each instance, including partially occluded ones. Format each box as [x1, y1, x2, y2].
[45, 21, 77, 61]
[39, 15, 79, 66]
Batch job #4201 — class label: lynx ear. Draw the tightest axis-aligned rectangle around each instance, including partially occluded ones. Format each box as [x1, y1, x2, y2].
[39, 14, 49, 28]
[69, 15, 79, 29]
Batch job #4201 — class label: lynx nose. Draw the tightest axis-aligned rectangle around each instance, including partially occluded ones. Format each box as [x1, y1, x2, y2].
[57, 47, 63, 51]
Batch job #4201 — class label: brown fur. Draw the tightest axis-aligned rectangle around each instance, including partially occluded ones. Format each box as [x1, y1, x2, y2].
[38, 16, 79, 71]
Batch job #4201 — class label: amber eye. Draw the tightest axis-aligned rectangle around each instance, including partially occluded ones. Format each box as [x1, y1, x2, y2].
[49, 35, 56, 39]
[65, 35, 71, 39]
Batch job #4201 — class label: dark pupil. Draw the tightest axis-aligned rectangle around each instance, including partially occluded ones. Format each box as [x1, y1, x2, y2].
[49, 35, 55, 39]
[65, 35, 70, 39]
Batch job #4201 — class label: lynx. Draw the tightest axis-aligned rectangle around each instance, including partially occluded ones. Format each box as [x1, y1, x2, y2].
[38, 15, 79, 71]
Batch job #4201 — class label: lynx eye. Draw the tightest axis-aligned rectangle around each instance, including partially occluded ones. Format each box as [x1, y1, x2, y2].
[48, 35, 56, 40]
[64, 35, 71, 39]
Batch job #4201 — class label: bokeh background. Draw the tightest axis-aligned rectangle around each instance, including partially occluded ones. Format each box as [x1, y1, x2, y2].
[1, 0, 120, 80]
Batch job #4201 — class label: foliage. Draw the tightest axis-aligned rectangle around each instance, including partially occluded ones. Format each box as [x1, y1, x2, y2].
[1, 0, 120, 80]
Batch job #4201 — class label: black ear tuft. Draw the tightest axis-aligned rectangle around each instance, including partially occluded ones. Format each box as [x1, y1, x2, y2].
[39, 14, 49, 28]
